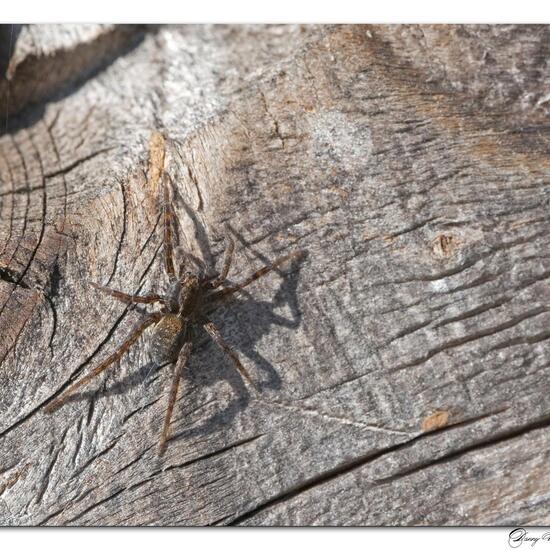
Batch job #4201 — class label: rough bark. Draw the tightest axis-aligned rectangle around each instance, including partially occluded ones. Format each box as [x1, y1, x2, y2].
[0, 24, 549, 526]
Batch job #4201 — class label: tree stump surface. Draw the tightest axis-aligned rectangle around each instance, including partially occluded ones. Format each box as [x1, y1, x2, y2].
[0, 24, 549, 526]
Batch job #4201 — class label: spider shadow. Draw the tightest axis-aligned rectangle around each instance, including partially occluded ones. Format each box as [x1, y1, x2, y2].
[157, 192, 306, 442]
[56, 358, 169, 408]
[0, 25, 22, 78]
[171, 255, 304, 442]
[0, 26, 148, 137]
[59, 201, 306, 446]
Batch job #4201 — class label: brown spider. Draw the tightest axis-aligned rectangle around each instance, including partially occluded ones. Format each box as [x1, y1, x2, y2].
[45, 177, 303, 455]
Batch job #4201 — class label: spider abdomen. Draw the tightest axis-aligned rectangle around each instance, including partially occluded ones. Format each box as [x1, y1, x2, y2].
[149, 314, 187, 365]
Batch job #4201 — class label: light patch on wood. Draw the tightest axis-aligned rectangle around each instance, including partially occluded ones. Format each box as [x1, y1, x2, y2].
[422, 410, 450, 432]
[0, 463, 31, 497]
[147, 131, 166, 194]
[510, 218, 544, 230]
[432, 234, 461, 258]
[326, 186, 349, 200]
[308, 110, 373, 168]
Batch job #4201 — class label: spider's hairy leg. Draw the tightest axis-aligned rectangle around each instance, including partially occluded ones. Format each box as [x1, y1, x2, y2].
[202, 318, 258, 392]
[45, 313, 162, 414]
[159, 341, 192, 456]
[209, 249, 304, 301]
[162, 175, 176, 279]
[90, 282, 163, 305]
[204, 233, 235, 289]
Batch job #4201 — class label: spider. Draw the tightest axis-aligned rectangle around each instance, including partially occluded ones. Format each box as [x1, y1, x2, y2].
[45, 176, 303, 455]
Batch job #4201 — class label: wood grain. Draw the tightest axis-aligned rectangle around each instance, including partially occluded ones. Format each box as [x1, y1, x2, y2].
[0, 24, 548, 526]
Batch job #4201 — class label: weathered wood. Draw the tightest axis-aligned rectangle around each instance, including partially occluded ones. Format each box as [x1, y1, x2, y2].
[0, 24, 549, 526]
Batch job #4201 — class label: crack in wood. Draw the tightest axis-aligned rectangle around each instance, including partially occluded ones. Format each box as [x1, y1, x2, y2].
[106, 178, 127, 286]
[0, 265, 29, 289]
[55, 434, 265, 526]
[374, 411, 550, 486]
[43, 147, 114, 180]
[391, 306, 550, 373]
[229, 407, 544, 525]
[70, 434, 123, 479]
[0, 134, 31, 314]
[44, 294, 58, 354]
[0, 241, 163, 442]
[1, 23, 549, 527]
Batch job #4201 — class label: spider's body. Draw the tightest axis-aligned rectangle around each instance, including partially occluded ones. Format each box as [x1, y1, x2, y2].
[176, 273, 201, 316]
[45, 173, 302, 455]
[149, 314, 187, 365]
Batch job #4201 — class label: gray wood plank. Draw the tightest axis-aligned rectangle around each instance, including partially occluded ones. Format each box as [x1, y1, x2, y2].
[0, 24, 548, 526]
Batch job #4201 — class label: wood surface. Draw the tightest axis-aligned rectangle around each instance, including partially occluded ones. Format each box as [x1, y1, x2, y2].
[0, 24, 549, 526]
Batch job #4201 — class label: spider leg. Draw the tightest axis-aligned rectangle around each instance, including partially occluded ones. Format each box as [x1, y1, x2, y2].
[209, 249, 304, 302]
[44, 313, 161, 414]
[90, 282, 163, 305]
[162, 174, 176, 279]
[202, 318, 258, 391]
[204, 233, 235, 289]
[158, 341, 192, 456]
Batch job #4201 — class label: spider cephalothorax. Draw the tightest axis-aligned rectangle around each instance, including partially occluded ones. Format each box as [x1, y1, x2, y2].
[176, 273, 201, 315]
[45, 173, 303, 455]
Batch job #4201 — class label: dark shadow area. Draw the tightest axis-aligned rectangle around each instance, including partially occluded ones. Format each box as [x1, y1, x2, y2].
[52, 359, 164, 408]
[175, 184, 216, 270]
[0, 25, 22, 78]
[0, 24, 153, 136]
[171, 256, 305, 443]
